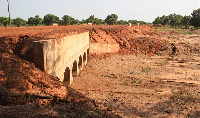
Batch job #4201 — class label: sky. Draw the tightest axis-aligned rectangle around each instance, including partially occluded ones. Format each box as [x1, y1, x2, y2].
[0, 0, 199, 22]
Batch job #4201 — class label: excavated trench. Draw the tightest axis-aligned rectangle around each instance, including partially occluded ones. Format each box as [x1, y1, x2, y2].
[0, 26, 168, 91]
[0, 25, 173, 117]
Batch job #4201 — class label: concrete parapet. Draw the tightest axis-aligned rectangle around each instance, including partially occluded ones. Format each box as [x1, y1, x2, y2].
[90, 43, 120, 54]
[33, 32, 89, 85]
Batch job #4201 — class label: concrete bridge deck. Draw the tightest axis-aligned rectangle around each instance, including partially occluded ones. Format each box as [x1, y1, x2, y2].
[33, 32, 89, 85]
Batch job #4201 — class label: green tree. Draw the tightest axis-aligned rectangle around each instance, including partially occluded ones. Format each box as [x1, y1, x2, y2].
[0, 17, 4, 27]
[168, 14, 176, 26]
[28, 15, 43, 26]
[99, 19, 105, 25]
[138, 21, 148, 25]
[117, 20, 128, 25]
[27, 17, 35, 26]
[182, 15, 191, 28]
[86, 15, 95, 24]
[70, 18, 79, 25]
[105, 14, 118, 25]
[62, 15, 72, 25]
[152, 16, 162, 25]
[190, 8, 200, 28]
[43, 14, 59, 26]
[0, 17, 10, 27]
[93, 18, 101, 25]
[160, 15, 169, 25]
[153, 15, 169, 26]
[35, 15, 43, 26]
[128, 20, 138, 25]
[166, 14, 183, 27]
[58, 20, 64, 26]
[80, 19, 87, 24]
[85, 15, 102, 25]
[174, 14, 183, 28]
[12, 17, 26, 27]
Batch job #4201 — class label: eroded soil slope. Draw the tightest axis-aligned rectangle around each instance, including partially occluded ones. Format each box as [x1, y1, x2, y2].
[90, 25, 167, 55]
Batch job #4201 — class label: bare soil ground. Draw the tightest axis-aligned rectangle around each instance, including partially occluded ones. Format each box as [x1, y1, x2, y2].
[71, 33, 200, 117]
[0, 25, 199, 117]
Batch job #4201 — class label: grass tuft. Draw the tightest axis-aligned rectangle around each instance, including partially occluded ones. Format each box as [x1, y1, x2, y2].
[142, 66, 152, 72]
[170, 89, 198, 105]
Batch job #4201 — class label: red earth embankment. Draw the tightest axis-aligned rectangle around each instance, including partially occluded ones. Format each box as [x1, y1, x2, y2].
[89, 25, 167, 55]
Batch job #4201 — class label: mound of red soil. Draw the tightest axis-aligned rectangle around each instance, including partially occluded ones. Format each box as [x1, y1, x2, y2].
[89, 25, 167, 55]
[0, 46, 67, 105]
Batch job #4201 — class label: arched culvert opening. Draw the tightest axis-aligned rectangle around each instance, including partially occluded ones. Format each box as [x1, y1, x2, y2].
[78, 55, 83, 69]
[83, 52, 86, 63]
[87, 49, 89, 55]
[64, 67, 70, 85]
[72, 60, 78, 77]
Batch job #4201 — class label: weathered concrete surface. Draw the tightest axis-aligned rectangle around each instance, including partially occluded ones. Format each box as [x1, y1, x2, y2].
[33, 32, 89, 85]
[90, 43, 120, 54]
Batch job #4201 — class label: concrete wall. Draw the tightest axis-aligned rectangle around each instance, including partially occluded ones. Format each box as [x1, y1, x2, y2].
[90, 43, 120, 54]
[33, 32, 89, 85]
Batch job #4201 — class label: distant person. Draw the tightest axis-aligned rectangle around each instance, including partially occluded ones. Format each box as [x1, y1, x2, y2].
[171, 43, 176, 56]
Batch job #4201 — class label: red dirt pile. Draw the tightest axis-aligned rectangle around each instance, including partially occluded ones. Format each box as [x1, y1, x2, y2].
[89, 25, 167, 55]
[0, 45, 68, 106]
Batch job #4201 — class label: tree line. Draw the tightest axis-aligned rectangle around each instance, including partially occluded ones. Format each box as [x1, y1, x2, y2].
[152, 8, 200, 28]
[0, 14, 149, 27]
